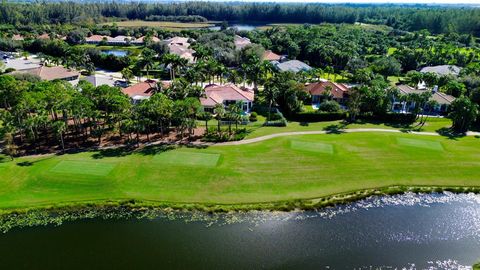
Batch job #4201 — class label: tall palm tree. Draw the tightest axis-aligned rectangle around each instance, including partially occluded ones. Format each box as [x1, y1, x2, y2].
[213, 103, 225, 134]
[141, 48, 156, 79]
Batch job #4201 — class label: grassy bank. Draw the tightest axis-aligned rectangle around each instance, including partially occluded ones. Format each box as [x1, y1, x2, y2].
[99, 20, 215, 31]
[0, 131, 479, 215]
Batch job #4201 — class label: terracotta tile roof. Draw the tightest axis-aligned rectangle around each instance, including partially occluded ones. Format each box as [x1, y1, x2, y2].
[122, 80, 170, 99]
[16, 66, 79, 81]
[37, 33, 51, 40]
[165, 36, 191, 46]
[168, 44, 195, 63]
[262, 50, 281, 61]
[12, 34, 24, 41]
[201, 84, 254, 107]
[86, 35, 107, 42]
[234, 35, 251, 50]
[306, 81, 350, 99]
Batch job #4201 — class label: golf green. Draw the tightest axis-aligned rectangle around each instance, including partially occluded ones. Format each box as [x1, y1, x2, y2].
[153, 151, 221, 167]
[397, 137, 444, 151]
[50, 160, 117, 176]
[290, 140, 334, 154]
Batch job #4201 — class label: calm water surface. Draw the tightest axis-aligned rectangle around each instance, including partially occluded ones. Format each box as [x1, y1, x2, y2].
[101, 50, 128, 57]
[209, 24, 260, 31]
[1, 193, 479, 269]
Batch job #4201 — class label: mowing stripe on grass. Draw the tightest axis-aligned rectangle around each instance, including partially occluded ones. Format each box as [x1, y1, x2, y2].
[50, 160, 116, 176]
[397, 137, 444, 151]
[290, 140, 334, 154]
[153, 151, 220, 167]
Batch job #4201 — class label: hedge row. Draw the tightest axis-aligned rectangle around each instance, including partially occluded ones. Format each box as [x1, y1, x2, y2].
[289, 112, 347, 122]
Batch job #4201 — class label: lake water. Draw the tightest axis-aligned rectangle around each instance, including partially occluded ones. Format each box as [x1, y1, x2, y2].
[101, 50, 128, 57]
[1, 193, 479, 269]
[209, 24, 260, 31]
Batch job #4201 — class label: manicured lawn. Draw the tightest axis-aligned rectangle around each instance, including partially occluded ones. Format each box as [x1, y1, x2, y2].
[153, 151, 221, 167]
[50, 160, 117, 176]
[201, 116, 453, 140]
[0, 132, 479, 211]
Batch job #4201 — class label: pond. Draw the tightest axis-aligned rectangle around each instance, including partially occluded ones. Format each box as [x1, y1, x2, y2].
[101, 50, 128, 57]
[1, 193, 479, 269]
[209, 24, 262, 31]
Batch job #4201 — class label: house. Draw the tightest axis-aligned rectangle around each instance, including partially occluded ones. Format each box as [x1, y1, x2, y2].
[133, 36, 161, 45]
[86, 35, 108, 44]
[82, 74, 117, 87]
[37, 33, 51, 40]
[200, 84, 255, 113]
[168, 44, 196, 63]
[262, 50, 282, 62]
[234, 35, 251, 50]
[12, 34, 24, 41]
[108, 35, 133, 45]
[122, 79, 170, 104]
[274, 60, 312, 73]
[165, 37, 191, 47]
[305, 81, 350, 109]
[420, 65, 462, 77]
[15, 65, 79, 82]
[391, 84, 455, 114]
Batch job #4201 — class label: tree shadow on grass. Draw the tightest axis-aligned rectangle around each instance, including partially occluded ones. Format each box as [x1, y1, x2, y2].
[92, 146, 137, 159]
[436, 127, 466, 140]
[138, 144, 176, 156]
[16, 161, 34, 167]
[323, 121, 349, 134]
[0, 155, 11, 163]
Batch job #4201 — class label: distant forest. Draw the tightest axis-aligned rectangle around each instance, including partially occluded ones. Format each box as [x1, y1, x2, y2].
[0, 2, 479, 35]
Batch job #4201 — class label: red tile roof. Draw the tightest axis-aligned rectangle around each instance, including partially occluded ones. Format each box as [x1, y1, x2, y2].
[122, 80, 170, 99]
[305, 81, 350, 99]
[16, 66, 79, 81]
[201, 84, 255, 107]
[262, 50, 281, 61]
[86, 35, 108, 42]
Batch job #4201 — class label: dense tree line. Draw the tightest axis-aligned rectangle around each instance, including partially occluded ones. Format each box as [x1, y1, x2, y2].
[0, 2, 479, 36]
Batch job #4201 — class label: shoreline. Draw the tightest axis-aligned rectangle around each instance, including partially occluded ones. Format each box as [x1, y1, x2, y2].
[2, 185, 480, 232]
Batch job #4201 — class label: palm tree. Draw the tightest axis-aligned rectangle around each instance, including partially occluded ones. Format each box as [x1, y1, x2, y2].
[121, 68, 134, 85]
[325, 66, 334, 80]
[162, 53, 187, 81]
[52, 120, 66, 153]
[213, 104, 225, 134]
[263, 79, 280, 121]
[200, 111, 213, 134]
[141, 48, 156, 79]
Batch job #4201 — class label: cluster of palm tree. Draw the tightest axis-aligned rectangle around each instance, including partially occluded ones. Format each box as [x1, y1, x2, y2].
[0, 75, 204, 157]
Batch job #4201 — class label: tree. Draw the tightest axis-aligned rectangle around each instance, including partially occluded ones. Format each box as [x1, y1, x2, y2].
[347, 87, 362, 121]
[199, 111, 213, 134]
[3, 132, 17, 160]
[214, 104, 225, 133]
[121, 67, 134, 84]
[140, 48, 156, 79]
[66, 30, 86, 45]
[52, 120, 66, 153]
[448, 96, 479, 133]
[263, 78, 280, 121]
[371, 57, 401, 78]
[162, 53, 187, 81]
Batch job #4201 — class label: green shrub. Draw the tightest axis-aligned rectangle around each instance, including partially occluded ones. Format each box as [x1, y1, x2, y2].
[318, 100, 341, 112]
[249, 112, 258, 122]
